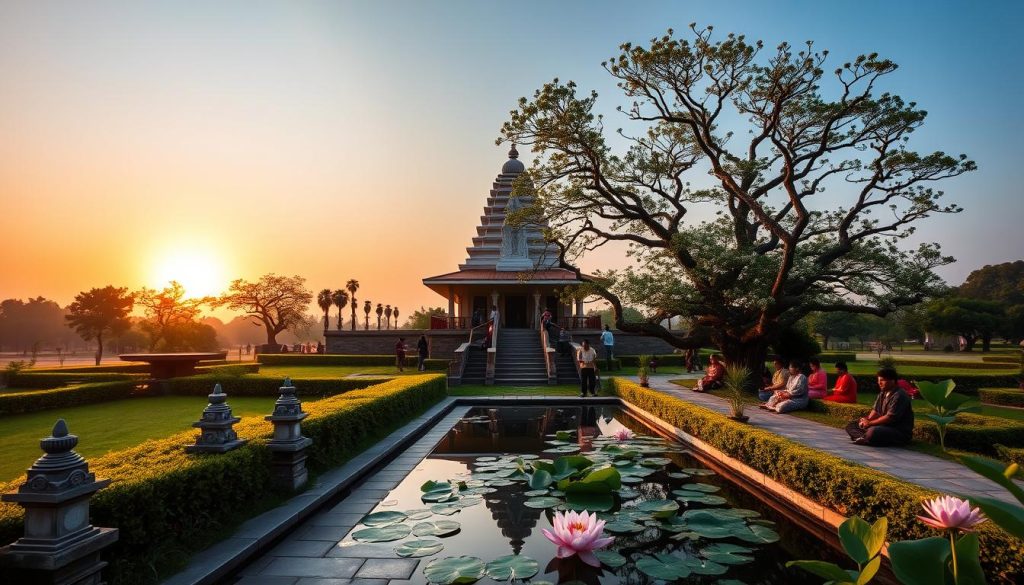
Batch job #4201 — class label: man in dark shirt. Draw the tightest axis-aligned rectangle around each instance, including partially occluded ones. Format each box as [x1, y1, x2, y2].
[845, 368, 914, 447]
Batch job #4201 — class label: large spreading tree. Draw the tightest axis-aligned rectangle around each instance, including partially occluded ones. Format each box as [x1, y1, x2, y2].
[213, 274, 313, 346]
[135, 281, 209, 350]
[500, 25, 974, 373]
[65, 286, 135, 365]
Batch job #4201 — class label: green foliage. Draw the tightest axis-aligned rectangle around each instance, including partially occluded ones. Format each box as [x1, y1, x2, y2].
[0, 374, 446, 584]
[257, 353, 448, 370]
[788, 516, 886, 585]
[959, 456, 1024, 540]
[611, 379, 1024, 580]
[405, 306, 447, 329]
[636, 354, 652, 381]
[213, 274, 314, 345]
[917, 379, 982, 451]
[161, 374, 384, 398]
[771, 325, 821, 362]
[722, 364, 750, 417]
[924, 297, 1005, 351]
[8, 371, 145, 389]
[65, 286, 135, 365]
[978, 388, 1024, 408]
[0, 380, 143, 415]
[994, 445, 1024, 467]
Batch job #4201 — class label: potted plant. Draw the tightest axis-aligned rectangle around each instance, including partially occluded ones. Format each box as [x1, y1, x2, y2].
[723, 364, 751, 422]
[636, 354, 652, 387]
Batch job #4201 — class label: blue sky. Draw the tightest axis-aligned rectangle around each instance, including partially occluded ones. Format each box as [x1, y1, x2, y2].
[1, 0, 1021, 308]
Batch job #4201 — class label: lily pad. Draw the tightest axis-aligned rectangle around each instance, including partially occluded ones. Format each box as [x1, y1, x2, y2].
[424, 556, 486, 585]
[413, 520, 461, 537]
[640, 457, 672, 467]
[405, 508, 433, 520]
[701, 543, 755, 565]
[361, 511, 407, 527]
[735, 523, 780, 544]
[430, 504, 461, 516]
[617, 488, 640, 500]
[564, 491, 614, 512]
[396, 539, 445, 558]
[524, 497, 562, 509]
[637, 499, 680, 518]
[524, 489, 550, 497]
[484, 555, 539, 580]
[666, 471, 691, 479]
[681, 483, 720, 493]
[486, 479, 516, 487]
[452, 496, 482, 508]
[603, 519, 645, 533]
[620, 475, 643, 484]
[681, 468, 716, 476]
[673, 491, 727, 506]
[636, 553, 691, 580]
[352, 524, 412, 543]
[593, 549, 627, 568]
[530, 470, 553, 489]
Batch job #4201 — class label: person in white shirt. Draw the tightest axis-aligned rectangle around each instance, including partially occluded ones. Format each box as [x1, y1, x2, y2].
[577, 340, 599, 397]
[600, 325, 615, 371]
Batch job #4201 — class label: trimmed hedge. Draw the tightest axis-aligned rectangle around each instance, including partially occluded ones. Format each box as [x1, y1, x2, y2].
[851, 374, 1021, 396]
[0, 374, 447, 585]
[160, 374, 388, 398]
[0, 381, 145, 415]
[9, 372, 146, 389]
[982, 355, 1021, 364]
[194, 363, 261, 376]
[888, 359, 1017, 370]
[26, 360, 233, 375]
[995, 444, 1024, 467]
[805, 400, 1024, 455]
[616, 354, 688, 367]
[979, 388, 1024, 408]
[818, 352, 858, 362]
[256, 353, 449, 370]
[612, 379, 1024, 581]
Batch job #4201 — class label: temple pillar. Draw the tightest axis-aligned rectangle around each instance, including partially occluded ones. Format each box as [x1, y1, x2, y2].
[575, 299, 584, 318]
[532, 291, 541, 329]
[447, 286, 455, 328]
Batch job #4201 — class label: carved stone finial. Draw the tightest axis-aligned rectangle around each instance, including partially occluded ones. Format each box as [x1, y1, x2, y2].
[265, 379, 312, 490]
[508, 143, 519, 159]
[186, 384, 246, 454]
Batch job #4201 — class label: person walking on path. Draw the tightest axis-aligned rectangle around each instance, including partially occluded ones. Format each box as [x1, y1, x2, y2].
[416, 334, 429, 372]
[577, 339, 599, 397]
[395, 337, 408, 373]
[845, 367, 914, 446]
[600, 325, 615, 371]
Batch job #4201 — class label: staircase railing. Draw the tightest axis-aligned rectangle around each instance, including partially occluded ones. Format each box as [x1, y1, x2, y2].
[452, 321, 491, 385]
[539, 325, 557, 385]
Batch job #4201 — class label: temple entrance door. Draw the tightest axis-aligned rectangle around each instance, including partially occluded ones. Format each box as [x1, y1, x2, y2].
[505, 295, 528, 328]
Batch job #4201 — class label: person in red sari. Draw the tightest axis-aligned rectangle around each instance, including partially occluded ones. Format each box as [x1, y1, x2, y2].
[694, 354, 725, 392]
[823, 361, 857, 403]
[807, 358, 828, 399]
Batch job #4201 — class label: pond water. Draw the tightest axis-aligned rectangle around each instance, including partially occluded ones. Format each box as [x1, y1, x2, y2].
[337, 405, 845, 585]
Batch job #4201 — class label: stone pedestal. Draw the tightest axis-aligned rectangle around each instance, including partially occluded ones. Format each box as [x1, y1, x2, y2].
[186, 383, 247, 454]
[265, 378, 313, 490]
[0, 419, 118, 585]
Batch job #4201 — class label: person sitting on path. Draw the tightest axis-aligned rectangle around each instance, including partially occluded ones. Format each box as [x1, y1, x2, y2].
[845, 367, 915, 447]
[395, 337, 408, 373]
[759, 357, 789, 401]
[761, 360, 809, 413]
[577, 339, 599, 397]
[807, 358, 828, 399]
[694, 354, 725, 392]
[823, 361, 857, 403]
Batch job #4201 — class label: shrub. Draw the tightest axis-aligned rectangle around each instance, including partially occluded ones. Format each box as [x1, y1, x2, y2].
[0, 381, 145, 415]
[8, 372, 146, 389]
[887, 359, 1017, 370]
[611, 379, 1024, 581]
[978, 388, 1024, 408]
[851, 374, 1020, 396]
[981, 355, 1021, 364]
[193, 363, 261, 376]
[805, 400, 1024, 455]
[995, 444, 1024, 467]
[818, 352, 857, 362]
[615, 354, 688, 367]
[256, 353, 448, 370]
[160, 374, 387, 398]
[0, 374, 447, 584]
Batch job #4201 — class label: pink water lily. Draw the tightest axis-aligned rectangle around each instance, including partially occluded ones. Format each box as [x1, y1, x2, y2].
[918, 495, 986, 532]
[542, 510, 614, 567]
[613, 428, 633, 442]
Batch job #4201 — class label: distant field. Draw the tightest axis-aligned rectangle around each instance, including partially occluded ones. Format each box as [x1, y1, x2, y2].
[0, 395, 276, 483]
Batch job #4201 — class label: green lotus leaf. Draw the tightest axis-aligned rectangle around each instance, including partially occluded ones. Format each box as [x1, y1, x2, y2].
[734, 523, 780, 544]
[396, 539, 445, 558]
[530, 470, 554, 489]
[637, 499, 680, 518]
[666, 471, 691, 479]
[555, 430, 574, 441]
[617, 488, 640, 499]
[564, 491, 614, 512]
[701, 543, 754, 565]
[352, 524, 412, 543]
[486, 479, 516, 487]
[430, 503, 461, 516]
[681, 483, 720, 493]
[405, 508, 433, 520]
[524, 489, 550, 497]
[603, 519, 645, 533]
[463, 487, 497, 496]
[423, 556, 486, 585]
[484, 555, 539, 581]
[640, 457, 672, 467]
[422, 480, 450, 492]
[474, 456, 498, 462]
[523, 497, 562, 509]
[593, 549, 627, 568]
[681, 468, 716, 476]
[361, 511, 407, 527]
[452, 496, 482, 508]
[620, 475, 643, 484]
[636, 553, 691, 580]
[413, 520, 461, 537]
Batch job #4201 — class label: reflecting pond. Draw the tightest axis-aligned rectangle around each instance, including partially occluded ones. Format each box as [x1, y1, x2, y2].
[338, 406, 846, 584]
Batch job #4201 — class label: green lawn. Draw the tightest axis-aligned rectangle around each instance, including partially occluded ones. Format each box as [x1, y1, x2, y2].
[0, 395, 276, 483]
[257, 364, 417, 378]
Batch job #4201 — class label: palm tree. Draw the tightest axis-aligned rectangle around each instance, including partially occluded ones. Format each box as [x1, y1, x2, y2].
[363, 300, 372, 330]
[393, 306, 400, 329]
[384, 305, 392, 330]
[376, 303, 384, 330]
[346, 279, 360, 331]
[317, 289, 333, 331]
[331, 289, 349, 330]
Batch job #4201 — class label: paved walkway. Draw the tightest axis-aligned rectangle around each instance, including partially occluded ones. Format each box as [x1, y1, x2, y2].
[646, 374, 1019, 503]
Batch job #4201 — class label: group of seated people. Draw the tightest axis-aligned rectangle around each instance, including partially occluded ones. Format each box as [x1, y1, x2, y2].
[690, 353, 914, 448]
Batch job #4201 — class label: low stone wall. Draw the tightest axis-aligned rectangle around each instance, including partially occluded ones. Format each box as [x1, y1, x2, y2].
[324, 330, 468, 358]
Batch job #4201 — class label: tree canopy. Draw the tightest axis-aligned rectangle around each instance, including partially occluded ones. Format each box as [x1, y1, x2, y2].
[135, 281, 209, 350]
[213, 274, 313, 346]
[924, 297, 1003, 352]
[65, 286, 134, 365]
[500, 25, 974, 370]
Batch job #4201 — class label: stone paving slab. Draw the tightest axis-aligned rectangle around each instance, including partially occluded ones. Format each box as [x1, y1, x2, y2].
[261, 558, 364, 579]
[354, 559, 420, 580]
[646, 375, 1020, 503]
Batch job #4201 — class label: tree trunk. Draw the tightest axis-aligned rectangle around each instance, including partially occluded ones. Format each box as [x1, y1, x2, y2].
[351, 305, 357, 331]
[981, 334, 992, 353]
[95, 333, 103, 366]
[822, 335, 830, 351]
[266, 326, 278, 346]
[323, 314, 329, 332]
[718, 338, 769, 393]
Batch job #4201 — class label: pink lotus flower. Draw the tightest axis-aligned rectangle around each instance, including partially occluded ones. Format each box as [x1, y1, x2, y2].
[542, 510, 614, 567]
[613, 428, 633, 442]
[917, 495, 986, 532]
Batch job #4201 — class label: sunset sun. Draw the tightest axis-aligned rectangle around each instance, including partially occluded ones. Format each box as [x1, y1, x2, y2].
[150, 248, 226, 298]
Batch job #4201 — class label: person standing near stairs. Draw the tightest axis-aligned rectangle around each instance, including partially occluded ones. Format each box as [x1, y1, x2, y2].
[600, 325, 615, 371]
[577, 339, 599, 397]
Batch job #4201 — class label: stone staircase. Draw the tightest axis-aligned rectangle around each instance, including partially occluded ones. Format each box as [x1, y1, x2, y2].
[460, 346, 487, 385]
[494, 329, 551, 386]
